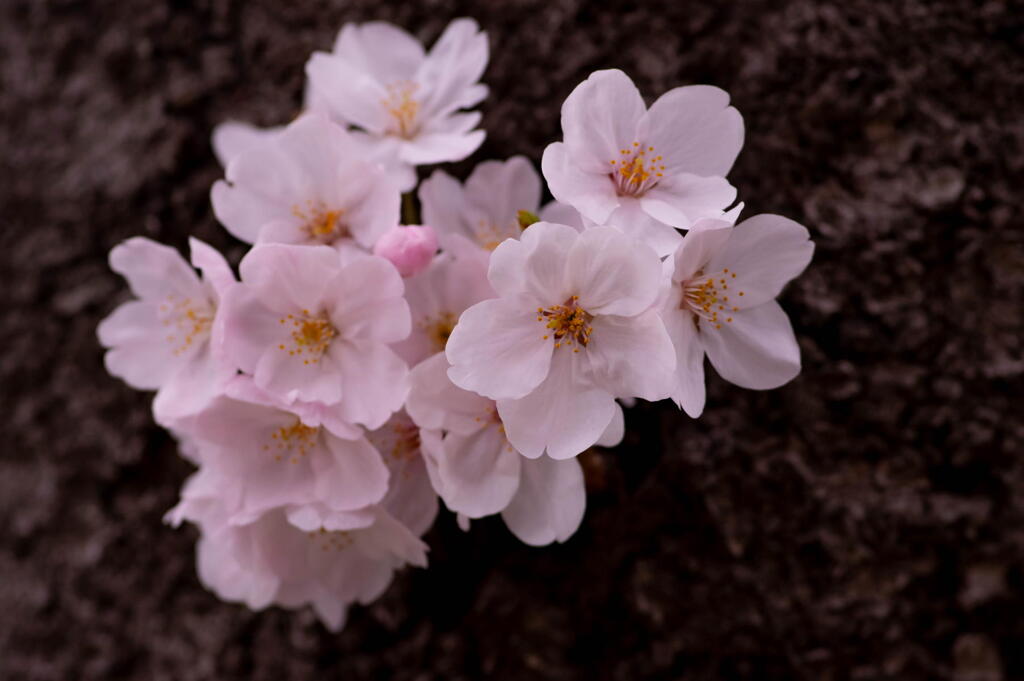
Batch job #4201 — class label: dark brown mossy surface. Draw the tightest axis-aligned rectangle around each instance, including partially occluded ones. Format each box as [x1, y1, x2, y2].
[1, 1, 1022, 679]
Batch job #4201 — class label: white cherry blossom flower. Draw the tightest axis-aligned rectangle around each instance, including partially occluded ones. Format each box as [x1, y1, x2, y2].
[305, 19, 488, 190]
[407, 353, 623, 545]
[541, 69, 743, 256]
[183, 376, 390, 525]
[211, 114, 399, 253]
[445, 222, 675, 459]
[219, 243, 410, 429]
[97, 237, 236, 427]
[661, 215, 814, 417]
[391, 243, 494, 367]
[167, 469, 426, 631]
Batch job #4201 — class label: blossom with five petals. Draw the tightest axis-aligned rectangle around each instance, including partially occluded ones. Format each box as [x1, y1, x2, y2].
[211, 114, 400, 253]
[305, 19, 488, 192]
[541, 69, 743, 256]
[97, 237, 236, 427]
[660, 215, 814, 417]
[445, 222, 674, 459]
[219, 243, 410, 429]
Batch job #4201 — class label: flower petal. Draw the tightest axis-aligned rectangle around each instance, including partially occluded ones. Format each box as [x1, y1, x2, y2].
[326, 255, 410, 343]
[586, 310, 676, 401]
[701, 300, 801, 390]
[445, 296, 554, 400]
[316, 435, 390, 511]
[595, 401, 625, 447]
[706, 214, 814, 309]
[661, 304, 707, 418]
[406, 352, 494, 435]
[541, 142, 619, 225]
[496, 351, 616, 460]
[109, 237, 201, 301]
[331, 340, 410, 430]
[437, 425, 522, 518]
[331, 21, 425, 84]
[238, 243, 340, 314]
[568, 226, 662, 316]
[501, 456, 586, 546]
[561, 69, 646, 175]
[642, 84, 744, 177]
[304, 53, 391, 133]
[671, 222, 734, 282]
[640, 173, 737, 230]
[398, 130, 485, 166]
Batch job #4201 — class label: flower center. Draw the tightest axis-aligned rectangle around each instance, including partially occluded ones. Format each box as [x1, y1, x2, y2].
[608, 141, 665, 197]
[474, 218, 517, 251]
[307, 527, 354, 552]
[681, 268, 744, 330]
[277, 309, 337, 365]
[263, 419, 320, 464]
[537, 296, 593, 352]
[292, 202, 347, 244]
[382, 80, 420, 139]
[387, 420, 421, 463]
[159, 294, 214, 357]
[422, 311, 457, 352]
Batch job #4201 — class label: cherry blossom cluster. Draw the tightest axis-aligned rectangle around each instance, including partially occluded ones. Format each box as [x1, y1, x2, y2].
[98, 18, 814, 630]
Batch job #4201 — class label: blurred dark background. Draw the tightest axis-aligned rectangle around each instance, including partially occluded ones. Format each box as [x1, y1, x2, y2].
[2, 0, 1023, 679]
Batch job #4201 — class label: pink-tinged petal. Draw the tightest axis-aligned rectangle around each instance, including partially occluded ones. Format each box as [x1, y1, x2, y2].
[707, 214, 814, 309]
[464, 156, 542, 234]
[304, 53, 391, 133]
[253, 335, 344, 405]
[352, 510, 429, 568]
[671, 222, 734, 283]
[541, 142, 619, 225]
[586, 310, 676, 401]
[701, 300, 801, 390]
[332, 340, 409, 430]
[285, 504, 376, 533]
[222, 376, 364, 441]
[596, 402, 625, 447]
[419, 169, 467, 240]
[406, 352, 493, 435]
[496, 351, 616, 460]
[196, 534, 281, 610]
[427, 110, 482, 136]
[489, 220, 577, 303]
[153, 348, 234, 427]
[219, 284, 287, 374]
[325, 158, 400, 249]
[661, 304, 707, 418]
[326, 255, 410, 342]
[212, 181, 297, 244]
[561, 69, 646, 174]
[568, 226, 662, 316]
[539, 200, 585, 231]
[501, 456, 586, 546]
[417, 18, 489, 119]
[98, 302, 187, 389]
[640, 173, 737, 229]
[437, 425, 521, 518]
[238, 243, 340, 314]
[378, 432, 439, 536]
[316, 436, 390, 511]
[211, 121, 284, 168]
[189, 237, 235, 300]
[273, 114, 362, 197]
[642, 84, 744, 177]
[109, 237, 201, 301]
[398, 130, 485, 166]
[331, 22, 425, 84]
[604, 199, 683, 259]
[445, 296, 554, 400]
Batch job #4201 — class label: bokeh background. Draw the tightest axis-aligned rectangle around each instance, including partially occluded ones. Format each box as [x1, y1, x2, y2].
[2, 1, 1023, 679]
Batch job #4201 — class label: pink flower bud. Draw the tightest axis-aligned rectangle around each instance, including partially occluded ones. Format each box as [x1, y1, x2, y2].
[373, 225, 439, 277]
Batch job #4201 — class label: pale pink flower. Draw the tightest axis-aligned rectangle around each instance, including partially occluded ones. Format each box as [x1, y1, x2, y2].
[366, 410, 441, 538]
[542, 69, 743, 256]
[219, 243, 410, 429]
[183, 376, 389, 525]
[97, 237, 235, 427]
[445, 222, 673, 459]
[661, 215, 814, 417]
[390, 244, 494, 367]
[407, 353, 623, 545]
[372, 224, 438, 277]
[167, 470, 427, 631]
[211, 121, 284, 169]
[305, 19, 488, 188]
[211, 114, 399, 252]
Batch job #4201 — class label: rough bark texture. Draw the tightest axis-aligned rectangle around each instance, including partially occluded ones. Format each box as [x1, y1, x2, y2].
[2, 1, 1022, 679]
